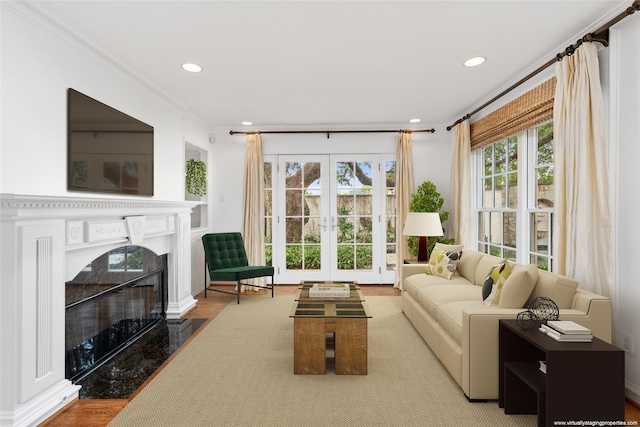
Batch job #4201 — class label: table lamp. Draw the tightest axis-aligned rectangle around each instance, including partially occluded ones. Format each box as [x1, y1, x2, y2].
[402, 212, 444, 262]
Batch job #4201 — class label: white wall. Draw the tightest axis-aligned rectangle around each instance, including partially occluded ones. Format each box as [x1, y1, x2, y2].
[609, 18, 640, 403]
[208, 126, 453, 233]
[0, 4, 208, 201]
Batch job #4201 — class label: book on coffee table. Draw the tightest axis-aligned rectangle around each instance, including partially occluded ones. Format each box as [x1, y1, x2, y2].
[308, 283, 350, 298]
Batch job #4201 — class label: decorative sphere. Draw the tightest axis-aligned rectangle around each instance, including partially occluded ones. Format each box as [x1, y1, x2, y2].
[516, 310, 537, 331]
[528, 297, 559, 325]
[516, 297, 559, 330]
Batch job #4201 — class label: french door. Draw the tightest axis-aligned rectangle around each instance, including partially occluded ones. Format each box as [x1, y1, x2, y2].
[274, 154, 396, 284]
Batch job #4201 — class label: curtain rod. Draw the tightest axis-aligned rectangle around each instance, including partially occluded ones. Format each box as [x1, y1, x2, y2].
[446, 0, 640, 131]
[229, 129, 435, 139]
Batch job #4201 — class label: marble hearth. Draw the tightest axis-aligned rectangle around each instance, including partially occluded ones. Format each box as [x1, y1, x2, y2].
[0, 194, 199, 427]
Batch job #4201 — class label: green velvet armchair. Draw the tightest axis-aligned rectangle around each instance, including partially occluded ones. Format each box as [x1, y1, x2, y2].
[202, 232, 274, 304]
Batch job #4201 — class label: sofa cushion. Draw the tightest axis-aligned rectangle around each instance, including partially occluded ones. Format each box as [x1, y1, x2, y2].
[404, 273, 471, 300]
[436, 300, 488, 346]
[482, 260, 512, 306]
[427, 247, 463, 279]
[418, 284, 482, 318]
[455, 249, 483, 283]
[473, 253, 508, 286]
[498, 264, 539, 308]
[528, 270, 579, 309]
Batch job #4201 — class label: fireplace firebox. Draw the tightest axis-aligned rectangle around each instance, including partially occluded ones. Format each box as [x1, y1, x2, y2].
[65, 246, 168, 382]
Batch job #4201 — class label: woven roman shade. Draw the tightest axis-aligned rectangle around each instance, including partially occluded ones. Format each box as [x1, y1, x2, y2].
[470, 77, 556, 150]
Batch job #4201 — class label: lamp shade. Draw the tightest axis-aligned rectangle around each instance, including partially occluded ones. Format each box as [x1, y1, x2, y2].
[402, 212, 444, 237]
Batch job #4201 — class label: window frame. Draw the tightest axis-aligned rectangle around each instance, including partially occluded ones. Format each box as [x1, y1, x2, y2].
[472, 121, 554, 271]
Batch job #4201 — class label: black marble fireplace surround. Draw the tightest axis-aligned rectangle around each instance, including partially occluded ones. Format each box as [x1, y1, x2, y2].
[65, 246, 168, 384]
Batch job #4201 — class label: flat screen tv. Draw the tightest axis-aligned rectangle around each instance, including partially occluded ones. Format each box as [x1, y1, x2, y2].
[68, 88, 154, 196]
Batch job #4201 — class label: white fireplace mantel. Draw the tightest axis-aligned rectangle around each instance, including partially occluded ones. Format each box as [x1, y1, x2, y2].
[0, 194, 199, 427]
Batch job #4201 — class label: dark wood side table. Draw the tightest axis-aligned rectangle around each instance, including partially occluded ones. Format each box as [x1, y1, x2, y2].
[499, 319, 624, 427]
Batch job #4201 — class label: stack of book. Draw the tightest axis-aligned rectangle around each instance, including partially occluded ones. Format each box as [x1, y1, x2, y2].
[539, 320, 593, 342]
[308, 282, 350, 298]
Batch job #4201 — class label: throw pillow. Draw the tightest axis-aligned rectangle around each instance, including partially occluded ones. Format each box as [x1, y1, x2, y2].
[498, 264, 539, 308]
[426, 247, 463, 280]
[482, 260, 512, 306]
[434, 242, 464, 253]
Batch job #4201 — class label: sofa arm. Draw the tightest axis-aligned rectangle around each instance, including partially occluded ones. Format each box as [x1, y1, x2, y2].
[461, 308, 523, 400]
[401, 264, 429, 282]
[564, 290, 612, 343]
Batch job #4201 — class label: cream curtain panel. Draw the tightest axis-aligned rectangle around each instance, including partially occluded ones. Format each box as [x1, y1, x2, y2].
[241, 133, 266, 292]
[449, 119, 471, 246]
[394, 131, 414, 289]
[554, 43, 612, 297]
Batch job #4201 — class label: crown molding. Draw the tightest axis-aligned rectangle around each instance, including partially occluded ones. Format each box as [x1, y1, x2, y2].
[2, 1, 189, 113]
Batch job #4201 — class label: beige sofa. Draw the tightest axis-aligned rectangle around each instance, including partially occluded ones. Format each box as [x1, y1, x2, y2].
[401, 245, 612, 401]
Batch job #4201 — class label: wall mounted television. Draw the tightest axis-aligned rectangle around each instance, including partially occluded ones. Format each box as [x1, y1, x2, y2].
[68, 88, 154, 196]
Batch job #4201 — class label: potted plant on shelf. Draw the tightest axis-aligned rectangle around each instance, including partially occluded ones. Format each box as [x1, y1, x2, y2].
[185, 158, 207, 197]
[407, 180, 454, 257]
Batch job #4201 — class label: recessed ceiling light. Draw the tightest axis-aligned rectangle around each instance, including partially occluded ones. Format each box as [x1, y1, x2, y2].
[181, 63, 203, 73]
[409, 118, 421, 123]
[464, 56, 486, 67]
[241, 121, 253, 126]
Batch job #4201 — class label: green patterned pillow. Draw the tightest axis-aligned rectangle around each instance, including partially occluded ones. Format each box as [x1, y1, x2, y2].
[426, 247, 463, 279]
[482, 260, 512, 306]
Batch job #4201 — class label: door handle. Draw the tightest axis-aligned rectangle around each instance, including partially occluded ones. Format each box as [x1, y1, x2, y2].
[322, 217, 327, 232]
[331, 216, 336, 231]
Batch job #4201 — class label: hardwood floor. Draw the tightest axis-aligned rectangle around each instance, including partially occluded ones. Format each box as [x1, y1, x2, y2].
[42, 284, 639, 426]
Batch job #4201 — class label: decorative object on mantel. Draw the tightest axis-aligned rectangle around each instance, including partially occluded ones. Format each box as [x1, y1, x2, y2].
[516, 297, 559, 330]
[186, 158, 207, 196]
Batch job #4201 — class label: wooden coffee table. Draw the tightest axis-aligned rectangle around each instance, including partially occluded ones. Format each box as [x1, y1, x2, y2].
[290, 281, 371, 375]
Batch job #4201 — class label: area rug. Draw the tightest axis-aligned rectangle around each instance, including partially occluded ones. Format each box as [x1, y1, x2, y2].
[108, 296, 536, 427]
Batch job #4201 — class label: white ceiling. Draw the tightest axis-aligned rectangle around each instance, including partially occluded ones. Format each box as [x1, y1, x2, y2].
[34, 0, 627, 129]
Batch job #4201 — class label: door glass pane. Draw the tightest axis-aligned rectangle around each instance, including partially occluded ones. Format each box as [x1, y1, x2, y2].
[285, 162, 301, 188]
[357, 216, 373, 243]
[337, 216, 354, 243]
[285, 190, 302, 215]
[356, 245, 373, 270]
[304, 245, 321, 270]
[337, 245, 354, 269]
[286, 245, 302, 269]
[286, 218, 302, 243]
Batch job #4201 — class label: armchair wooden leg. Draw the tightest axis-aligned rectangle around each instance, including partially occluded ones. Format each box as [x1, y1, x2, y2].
[237, 281, 241, 304]
[271, 276, 274, 298]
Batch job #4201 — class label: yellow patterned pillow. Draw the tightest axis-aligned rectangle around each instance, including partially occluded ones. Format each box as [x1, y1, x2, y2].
[482, 260, 512, 306]
[426, 247, 463, 279]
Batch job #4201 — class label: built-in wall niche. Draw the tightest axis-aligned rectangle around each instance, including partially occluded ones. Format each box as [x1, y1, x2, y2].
[185, 141, 209, 229]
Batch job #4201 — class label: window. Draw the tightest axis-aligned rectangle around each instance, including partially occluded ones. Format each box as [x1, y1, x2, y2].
[529, 122, 554, 270]
[475, 122, 554, 270]
[264, 159, 274, 266]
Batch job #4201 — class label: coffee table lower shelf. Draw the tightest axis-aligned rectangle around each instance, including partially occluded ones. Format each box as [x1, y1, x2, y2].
[293, 316, 368, 375]
[291, 281, 370, 375]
